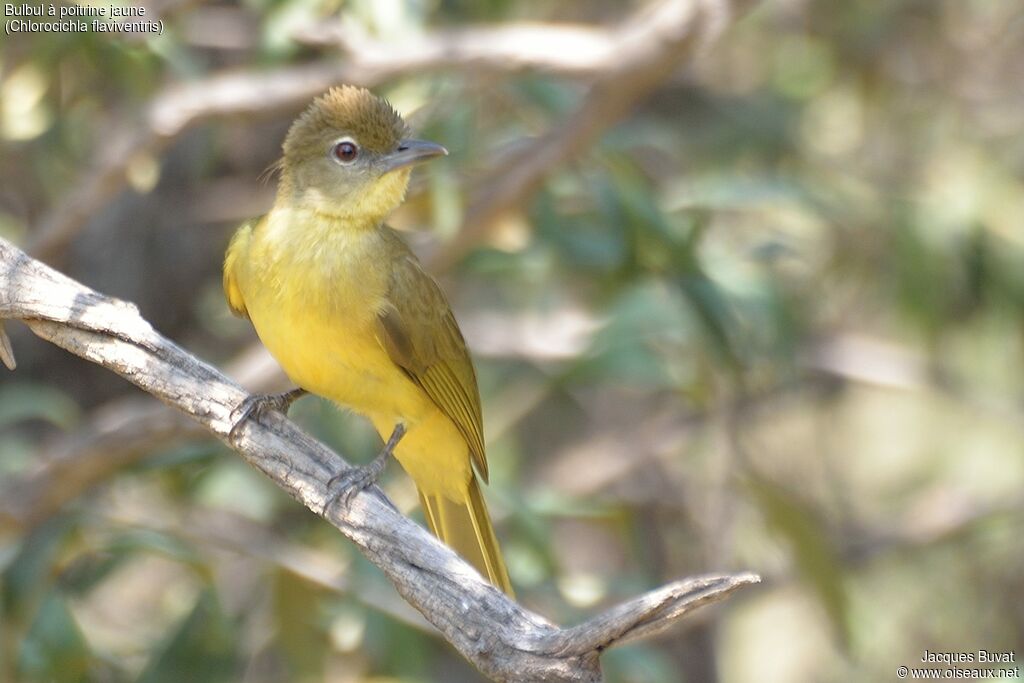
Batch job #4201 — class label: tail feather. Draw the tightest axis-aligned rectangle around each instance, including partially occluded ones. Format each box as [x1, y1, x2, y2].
[418, 477, 514, 597]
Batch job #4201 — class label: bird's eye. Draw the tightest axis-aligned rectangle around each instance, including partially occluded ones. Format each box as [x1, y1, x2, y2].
[332, 140, 359, 163]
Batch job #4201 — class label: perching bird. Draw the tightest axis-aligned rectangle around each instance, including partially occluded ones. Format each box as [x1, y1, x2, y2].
[223, 86, 513, 595]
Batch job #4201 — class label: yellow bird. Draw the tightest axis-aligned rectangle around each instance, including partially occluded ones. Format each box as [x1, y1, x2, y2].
[223, 86, 513, 595]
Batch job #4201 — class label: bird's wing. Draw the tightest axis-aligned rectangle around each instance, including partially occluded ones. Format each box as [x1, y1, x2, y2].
[375, 233, 488, 482]
[223, 216, 262, 319]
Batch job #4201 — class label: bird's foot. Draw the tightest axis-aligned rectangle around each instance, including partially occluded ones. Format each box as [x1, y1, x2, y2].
[323, 423, 406, 513]
[228, 388, 307, 443]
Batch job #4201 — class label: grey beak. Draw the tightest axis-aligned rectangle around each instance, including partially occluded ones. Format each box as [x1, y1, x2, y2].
[381, 139, 448, 173]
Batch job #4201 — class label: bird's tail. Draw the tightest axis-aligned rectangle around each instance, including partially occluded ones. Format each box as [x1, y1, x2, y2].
[418, 477, 514, 597]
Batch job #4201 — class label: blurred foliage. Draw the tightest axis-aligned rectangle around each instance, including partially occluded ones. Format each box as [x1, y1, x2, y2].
[2, 0, 1024, 681]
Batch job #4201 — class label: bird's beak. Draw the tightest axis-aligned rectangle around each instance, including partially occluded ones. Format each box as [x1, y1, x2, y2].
[381, 139, 448, 174]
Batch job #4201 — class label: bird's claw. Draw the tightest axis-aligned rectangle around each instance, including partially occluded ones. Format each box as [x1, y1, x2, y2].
[323, 458, 387, 512]
[228, 388, 306, 444]
[321, 423, 405, 514]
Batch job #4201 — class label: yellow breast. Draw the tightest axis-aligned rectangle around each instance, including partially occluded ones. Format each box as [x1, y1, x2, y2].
[229, 208, 429, 422]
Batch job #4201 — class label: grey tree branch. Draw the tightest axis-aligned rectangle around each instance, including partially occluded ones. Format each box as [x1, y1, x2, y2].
[0, 235, 759, 681]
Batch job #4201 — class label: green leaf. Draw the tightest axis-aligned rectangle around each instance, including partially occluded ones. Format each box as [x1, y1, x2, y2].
[135, 589, 238, 683]
[193, 460, 282, 522]
[3, 518, 77, 624]
[572, 280, 694, 387]
[60, 529, 201, 596]
[603, 642, 679, 683]
[362, 605, 433, 678]
[675, 272, 743, 374]
[272, 569, 330, 680]
[0, 382, 80, 430]
[747, 475, 850, 647]
[17, 591, 91, 683]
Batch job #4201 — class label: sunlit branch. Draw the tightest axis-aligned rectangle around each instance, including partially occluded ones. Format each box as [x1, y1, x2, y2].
[0, 235, 758, 681]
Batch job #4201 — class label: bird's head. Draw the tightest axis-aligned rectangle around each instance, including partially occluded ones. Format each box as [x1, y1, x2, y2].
[276, 86, 446, 223]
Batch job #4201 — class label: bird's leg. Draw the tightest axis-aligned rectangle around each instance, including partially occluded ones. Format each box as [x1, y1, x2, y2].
[323, 422, 406, 513]
[228, 388, 308, 443]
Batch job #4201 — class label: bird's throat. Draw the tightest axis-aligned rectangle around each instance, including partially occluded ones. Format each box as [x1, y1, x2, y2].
[275, 167, 411, 227]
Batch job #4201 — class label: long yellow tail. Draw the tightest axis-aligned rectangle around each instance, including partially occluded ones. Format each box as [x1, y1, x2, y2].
[418, 476, 514, 597]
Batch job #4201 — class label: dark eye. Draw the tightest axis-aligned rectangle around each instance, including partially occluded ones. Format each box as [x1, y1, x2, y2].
[332, 140, 359, 163]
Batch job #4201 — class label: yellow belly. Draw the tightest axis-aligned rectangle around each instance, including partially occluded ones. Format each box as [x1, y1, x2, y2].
[233, 213, 472, 500]
[250, 299, 416, 418]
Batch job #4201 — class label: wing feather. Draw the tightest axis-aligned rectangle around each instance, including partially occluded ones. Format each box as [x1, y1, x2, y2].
[374, 233, 488, 482]
[223, 217, 262, 319]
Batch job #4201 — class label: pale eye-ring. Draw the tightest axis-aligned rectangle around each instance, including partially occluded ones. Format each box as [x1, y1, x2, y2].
[332, 139, 359, 164]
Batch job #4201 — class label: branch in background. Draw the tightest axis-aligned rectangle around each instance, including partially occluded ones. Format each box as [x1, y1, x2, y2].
[0, 237, 758, 680]
[427, 0, 750, 271]
[11, 305, 1013, 537]
[25, 9, 625, 261]
[0, 305, 570, 536]
[842, 493, 1024, 566]
[29, 0, 751, 269]
[294, 17, 637, 79]
[101, 498, 428, 632]
[5, 310, 965, 537]
[0, 397, 204, 533]
[0, 299, 587, 535]
[0, 342, 285, 534]
[29, 62, 363, 262]
[17, 0, 754, 533]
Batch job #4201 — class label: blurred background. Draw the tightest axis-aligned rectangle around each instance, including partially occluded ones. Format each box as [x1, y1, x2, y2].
[2, 0, 1023, 681]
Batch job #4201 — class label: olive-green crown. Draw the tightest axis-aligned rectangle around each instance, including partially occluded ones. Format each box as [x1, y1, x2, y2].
[283, 86, 409, 159]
